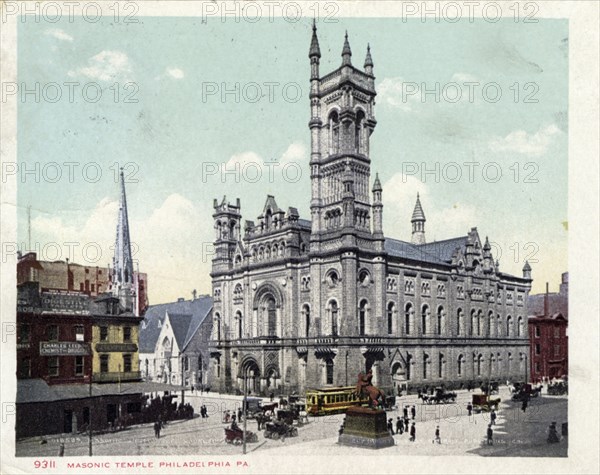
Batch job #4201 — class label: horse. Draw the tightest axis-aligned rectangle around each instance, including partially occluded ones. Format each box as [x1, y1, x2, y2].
[355, 385, 386, 409]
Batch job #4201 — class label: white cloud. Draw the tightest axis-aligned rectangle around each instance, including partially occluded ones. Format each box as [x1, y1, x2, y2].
[226, 151, 263, 169]
[166, 68, 185, 79]
[489, 124, 561, 157]
[279, 141, 307, 164]
[31, 193, 215, 303]
[45, 28, 73, 42]
[381, 173, 478, 241]
[68, 51, 132, 82]
[377, 77, 419, 111]
[450, 72, 479, 83]
[225, 142, 307, 170]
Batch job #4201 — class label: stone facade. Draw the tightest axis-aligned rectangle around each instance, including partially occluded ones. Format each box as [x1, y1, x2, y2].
[208, 25, 532, 396]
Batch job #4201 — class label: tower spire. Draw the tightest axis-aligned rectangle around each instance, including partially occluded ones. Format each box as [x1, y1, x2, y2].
[341, 30, 352, 65]
[411, 193, 426, 244]
[364, 43, 373, 69]
[309, 18, 321, 59]
[112, 168, 135, 312]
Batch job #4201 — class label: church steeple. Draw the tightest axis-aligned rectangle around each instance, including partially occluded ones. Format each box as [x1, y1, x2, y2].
[411, 193, 426, 245]
[364, 44, 373, 70]
[112, 169, 135, 313]
[341, 31, 352, 66]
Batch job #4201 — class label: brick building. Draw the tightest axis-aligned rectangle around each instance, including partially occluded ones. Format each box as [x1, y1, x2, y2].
[208, 25, 532, 396]
[17, 252, 149, 315]
[528, 275, 569, 382]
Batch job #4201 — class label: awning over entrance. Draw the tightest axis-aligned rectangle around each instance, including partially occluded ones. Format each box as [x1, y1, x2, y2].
[17, 379, 185, 404]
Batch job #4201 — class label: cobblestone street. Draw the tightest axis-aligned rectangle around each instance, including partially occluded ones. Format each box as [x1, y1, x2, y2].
[16, 387, 567, 458]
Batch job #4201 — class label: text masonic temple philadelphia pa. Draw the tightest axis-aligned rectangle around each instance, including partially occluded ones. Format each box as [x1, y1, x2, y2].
[207, 25, 533, 397]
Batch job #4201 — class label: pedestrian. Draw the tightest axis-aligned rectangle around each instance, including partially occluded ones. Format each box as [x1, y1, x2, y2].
[409, 422, 416, 442]
[467, 402, 473, 416]
[154, 418, 163, 439]
[404, 416, 410, 431]
[411, 405, 416, 420]
[490, 409, 497, 426]
[433, 425, 441, 444]
[238, 408, 242, 422]
[270, 392, 275, 402]
[191, 384, 195, 394]
[521, 398, 528, 412]
[403, 406, 408, 420]
[547, 422, 560, 443]
[486, 424, 493, 445]
[58, 443, 65, 457]
[387, 418, 394, 435]
[396, 416, 403, 435]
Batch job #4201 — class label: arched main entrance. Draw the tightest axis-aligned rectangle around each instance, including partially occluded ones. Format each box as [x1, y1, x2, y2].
[240, 357, 261, 395]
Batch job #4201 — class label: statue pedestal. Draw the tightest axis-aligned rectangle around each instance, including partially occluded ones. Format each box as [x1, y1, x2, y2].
[338, 406, 395, 449]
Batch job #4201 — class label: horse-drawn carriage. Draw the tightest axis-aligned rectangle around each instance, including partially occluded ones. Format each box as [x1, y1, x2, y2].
[547, 381, 568, 395]
[264, 420, 298, 440]
[420, 387, 457, 404]
[224, 426, 258, 445]
[480, 381, 500, 395]
[472, 393, 501, 413]
[511, 383, 541, 401]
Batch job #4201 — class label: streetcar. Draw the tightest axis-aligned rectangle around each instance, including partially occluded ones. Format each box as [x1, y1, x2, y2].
[305, 386, 370, 416]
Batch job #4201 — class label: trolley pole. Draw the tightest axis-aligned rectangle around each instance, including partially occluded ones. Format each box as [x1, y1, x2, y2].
[243, 370, 247, 455]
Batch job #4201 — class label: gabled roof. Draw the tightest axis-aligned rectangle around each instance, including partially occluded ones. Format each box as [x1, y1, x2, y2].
[167, 313, 193, 350]
[384, 238, 447, 266]
[139, 295, 213, 353]
[415, 236, 468, 263]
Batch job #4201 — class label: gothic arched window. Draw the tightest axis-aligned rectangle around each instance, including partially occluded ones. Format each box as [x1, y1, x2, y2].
[302, 304, 310, 338]
[359, 300, 368, 336]
[329, 111, 340, 155]
[421, 304, 429, 334]
[387, 302, 395, 335]
[267, 297, 277, 337]
[437, 306, 444, 335]
[405, 303, 414, 335]
[330, 300, 339, 337]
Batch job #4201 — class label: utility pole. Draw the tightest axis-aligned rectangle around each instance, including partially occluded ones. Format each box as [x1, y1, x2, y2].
[242, 369, 247, 455]
[88, 375, 93, 456]
[27, 205, 32, 251]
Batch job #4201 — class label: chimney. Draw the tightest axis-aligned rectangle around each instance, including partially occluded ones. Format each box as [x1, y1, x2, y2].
[544, 282, 549, 316]
[192, 289, 197, 300]
[178, 297, 185, 302]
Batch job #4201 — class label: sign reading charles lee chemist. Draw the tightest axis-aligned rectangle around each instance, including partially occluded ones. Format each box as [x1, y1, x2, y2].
[39, 342, 91, 356]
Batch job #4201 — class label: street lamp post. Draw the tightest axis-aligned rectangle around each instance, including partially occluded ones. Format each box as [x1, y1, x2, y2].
[242, 368, 248, 455]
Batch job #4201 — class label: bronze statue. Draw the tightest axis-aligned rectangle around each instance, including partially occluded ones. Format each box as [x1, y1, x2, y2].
[354, 369, 385, 409]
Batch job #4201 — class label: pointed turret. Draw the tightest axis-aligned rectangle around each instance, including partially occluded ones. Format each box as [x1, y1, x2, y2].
[309, 19, 321, 59]
[483, 236, 491, 252]
[112, 169, 135, 313]
[364, 43, 373, 71]
[522, 260, 532, 279]
[341, 31, 352, 66]
[411, 193, 426, 245]
[372, 172, 382, 193]
[372, 172, 383, 236]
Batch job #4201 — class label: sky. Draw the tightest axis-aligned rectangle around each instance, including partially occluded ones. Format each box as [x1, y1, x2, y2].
[16, 17, 568, 304]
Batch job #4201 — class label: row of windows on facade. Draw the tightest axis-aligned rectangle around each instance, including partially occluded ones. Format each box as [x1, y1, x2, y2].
[316, 350, 528, 385]
[533, 343, 564, 357]
[533, 326, 565, 338]
[221, 277, 523, 305]
[18, 324, 132, 343]
[18, 354, 133, 378]
[213, 302, 527, 340]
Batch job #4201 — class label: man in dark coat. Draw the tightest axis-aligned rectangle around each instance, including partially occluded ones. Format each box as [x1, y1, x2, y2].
[411, 405, 416, 420]
[396, 416, 403, 435]
[403, 406, 409, 420]
[409, 422, 416, 442]
[490, 409, 497, 425]
[387, 418, 395, 435]
[467, 403, 473, 416]
[487, 424, 493, 445]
